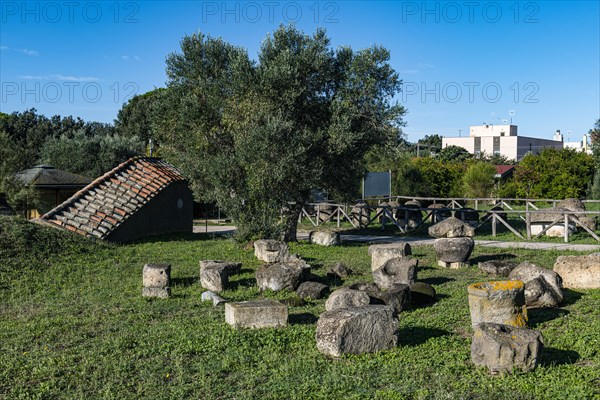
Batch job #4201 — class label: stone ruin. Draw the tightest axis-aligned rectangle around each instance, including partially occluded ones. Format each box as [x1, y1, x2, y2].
[429, 217, 475, 268]
[554, 253, 600, 289]
[142, 263, 171, 299]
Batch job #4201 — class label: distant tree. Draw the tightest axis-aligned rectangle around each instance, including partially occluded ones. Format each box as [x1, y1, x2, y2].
[480, 151, 516, 165]
[39, 131, 144, 178]
[588, 119, 600, 199]
[115, 89, 165, 144]
[437, 145, 472, 162]
[152, 26, 406, 241]
[512, 148, 593, 199]
[462, 162, 497, 198]
[417, 134, 443, 155]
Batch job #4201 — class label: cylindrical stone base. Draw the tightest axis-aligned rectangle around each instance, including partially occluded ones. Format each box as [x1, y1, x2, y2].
[467, 280, 528, 328]
[143, 263, 171, 288]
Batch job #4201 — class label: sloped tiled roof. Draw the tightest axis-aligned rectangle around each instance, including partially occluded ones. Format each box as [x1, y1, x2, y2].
[40, 157, 187, 239]
[16, 165, 91, 188]
[495, 165, 515, 178]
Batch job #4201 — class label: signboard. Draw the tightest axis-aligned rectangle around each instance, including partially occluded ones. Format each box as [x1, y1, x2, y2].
[362, 171, 391, 198]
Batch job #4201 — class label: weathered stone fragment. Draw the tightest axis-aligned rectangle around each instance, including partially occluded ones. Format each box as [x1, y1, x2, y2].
[309, 231, 341, 246]
[471, 322, 543, 375]
[368, 242, 412, 257]
[428, 217, 475, 238]
[142, 263, 171, 288]
[478, 260, 518, 277]
[428, 203, 452, 223]
[200, 260, 241, 275]
[325, 288, 370, 311]
[296, 281, 329, 300]
[434, 237, 474, 267]
[508, 262, 563, 307]
[371, 244, 413, 271]
[142, 263, 171, 298]
[253, 239, 292, 263]
[554, 255, 600, 289]
[200, 264, 229, 293]
[410, 282, 436, 306]
[225, 300, 288, 329]
[142, 286, 171, 299]
[456, 208, 480, 225]
[348, 282, 380, 292]
[364, 284, 411, 316]
[328, 262, 352, 279]
[201, 290, 227, 306]
[467, 281, 528, 328]
[372, 257, 418, 290]
[315, 305, 399, 357]
[255, 261, 308, 292]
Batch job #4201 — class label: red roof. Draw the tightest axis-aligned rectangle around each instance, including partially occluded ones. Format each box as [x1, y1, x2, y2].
[40, 157, 186, 240]
[495, 165, 515, 177]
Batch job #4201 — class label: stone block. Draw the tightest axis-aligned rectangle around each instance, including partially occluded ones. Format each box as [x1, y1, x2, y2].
[437, 260, 470, 269]
[309, 231, 341, 246]
[428, 217, 475, 238]
[371, 245, 413, 271]
[434, 237, 474, 263]
[327, 262, 352, 279]
[410, 282, 436, 306]
[200, 264, 229, 293]
[201, 290, 227, 306]
[296, 281, 329, 300]
[478, 260, 518, 277]
[530, 223, 576, 237]
[554, 255, 600, 289]
[255, 261, 308, 292]
[325, 288, 370, 311]
[467, 281, 528, 328]
[316, 305, 399, 357]
[364, 284, 411, 316]
[253, 239, 292, 263]
[142, 286, 171, 299]
[368, 242, 412, 257]
[225, 300, 288, 329]
[471, 323, 543, 375]
[508, 262, 563, 308]
[142, 263, 171, 288]
[373, 257, 418, 289]
[200, 260, 242, 275]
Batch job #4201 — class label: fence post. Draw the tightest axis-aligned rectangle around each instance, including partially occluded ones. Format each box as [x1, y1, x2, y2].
[564, 213, 569, 243]
[337, 206, 341, 228]
[492, 213, 497, 237]
[316, 205, 320, 226]
[475, 199, 479, 210]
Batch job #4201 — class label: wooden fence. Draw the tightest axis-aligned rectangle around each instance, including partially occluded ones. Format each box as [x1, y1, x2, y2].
[298, 197, 600, 243]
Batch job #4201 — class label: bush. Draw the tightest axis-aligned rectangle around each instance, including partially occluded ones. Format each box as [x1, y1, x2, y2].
[462, 162, 496, 198]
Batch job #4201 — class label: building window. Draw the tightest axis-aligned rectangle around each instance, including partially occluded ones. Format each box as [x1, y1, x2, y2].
[493, 137, 500, 155]
[474, 137, 481, 155]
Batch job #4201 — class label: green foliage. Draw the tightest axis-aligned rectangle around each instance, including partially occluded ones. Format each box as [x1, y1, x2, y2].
[588, 119, 600, 199]
[437, 145, 472, 162]
[393, 157, 466, 197]
[511, 148, 594, 199]
[115, 89, 166, 144]
[462, 162, 497, 198]
[0, 175, 40, 214]
[1, 232, 599, 399]
[153, 26, 406, 241]
[39, 131, 144, 178]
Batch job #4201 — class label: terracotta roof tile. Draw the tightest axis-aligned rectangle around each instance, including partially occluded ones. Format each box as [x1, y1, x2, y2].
[41, 157, 187, 240]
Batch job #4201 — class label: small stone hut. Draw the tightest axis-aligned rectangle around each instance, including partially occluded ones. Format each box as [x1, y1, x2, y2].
[37, 157, 192, 242]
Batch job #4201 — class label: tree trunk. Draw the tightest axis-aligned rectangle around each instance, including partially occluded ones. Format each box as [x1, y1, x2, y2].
[283, 203, 303, 242]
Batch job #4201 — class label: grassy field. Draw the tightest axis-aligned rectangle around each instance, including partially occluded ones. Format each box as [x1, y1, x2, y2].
[1, 217, 599, 399]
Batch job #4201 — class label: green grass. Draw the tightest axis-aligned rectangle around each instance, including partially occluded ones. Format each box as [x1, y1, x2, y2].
[1, 217, 599, 399]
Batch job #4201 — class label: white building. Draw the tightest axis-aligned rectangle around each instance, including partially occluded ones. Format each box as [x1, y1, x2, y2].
[553, 130, 591, 154]
[442, 124, 563, 161]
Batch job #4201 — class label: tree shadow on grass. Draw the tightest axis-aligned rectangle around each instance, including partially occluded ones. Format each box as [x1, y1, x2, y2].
[171, 276, 198, 287]
[397, 326, 450, 346]
[527, 307, 569, 327]
[227, 277, 256, 291]
[129, 232, 229, 244]
[539, 347, 580, 367]
[289, 312, 318, 325]
[420, 277, 455, 285]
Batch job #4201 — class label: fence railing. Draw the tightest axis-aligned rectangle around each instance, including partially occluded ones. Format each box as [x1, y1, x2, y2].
[298, 198, 600, 243]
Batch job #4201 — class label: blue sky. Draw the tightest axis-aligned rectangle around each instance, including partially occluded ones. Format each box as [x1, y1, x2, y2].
[1, 1, 599, 143]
